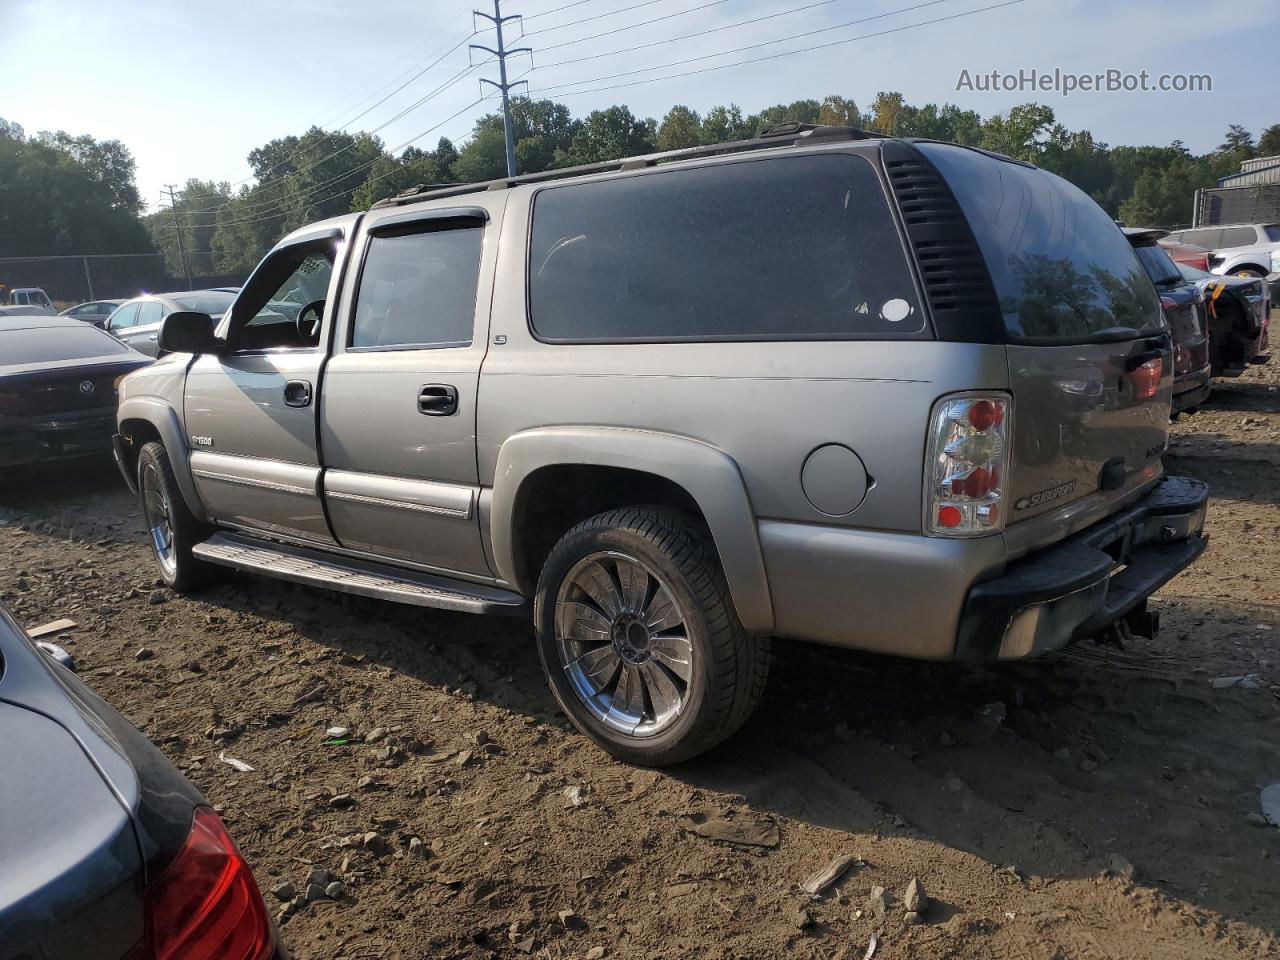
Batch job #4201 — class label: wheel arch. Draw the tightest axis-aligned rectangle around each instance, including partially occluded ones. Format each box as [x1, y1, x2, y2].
[490, 427, 775, 634]
[116, 397, 209, 522]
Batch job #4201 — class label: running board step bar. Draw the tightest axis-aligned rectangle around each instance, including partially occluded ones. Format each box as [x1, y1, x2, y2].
[192, 532, 529, 617]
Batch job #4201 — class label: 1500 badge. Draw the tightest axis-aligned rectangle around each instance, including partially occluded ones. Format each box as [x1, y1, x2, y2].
[190, 435, 214, 448]
[1015, 480, 1076, 511]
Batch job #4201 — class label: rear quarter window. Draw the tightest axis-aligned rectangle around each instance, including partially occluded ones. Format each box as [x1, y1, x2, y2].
[919, 143, 1163, 343]
[527, 154, 924, 342]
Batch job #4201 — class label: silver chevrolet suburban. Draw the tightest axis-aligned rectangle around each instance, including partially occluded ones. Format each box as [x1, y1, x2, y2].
[114, 126, 1208, 765]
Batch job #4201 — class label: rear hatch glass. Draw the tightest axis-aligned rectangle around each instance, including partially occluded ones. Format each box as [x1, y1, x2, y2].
[918, 143, 1171, 524]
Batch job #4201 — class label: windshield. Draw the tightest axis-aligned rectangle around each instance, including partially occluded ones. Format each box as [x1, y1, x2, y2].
[918, 143, 1165, 343]
[172, 291, 236, 315]
[1, 326, 133, 365]
[1177, 262, 1215, 281]
[1133, 244, 1182, 286]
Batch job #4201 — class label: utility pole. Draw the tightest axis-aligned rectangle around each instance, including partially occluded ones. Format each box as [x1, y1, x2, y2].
[472, 0, 530, 178]
[162, 184, 194, 289]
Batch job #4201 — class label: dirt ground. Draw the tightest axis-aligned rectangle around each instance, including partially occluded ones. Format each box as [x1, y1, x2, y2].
[3, 363, 1280, 960]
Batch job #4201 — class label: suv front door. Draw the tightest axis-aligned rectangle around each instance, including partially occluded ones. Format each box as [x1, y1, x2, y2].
[320, 203, 499, 577]
[183, 224, 352, 543]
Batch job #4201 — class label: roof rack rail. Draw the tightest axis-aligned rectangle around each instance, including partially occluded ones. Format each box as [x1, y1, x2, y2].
[370, 125, 888, 209]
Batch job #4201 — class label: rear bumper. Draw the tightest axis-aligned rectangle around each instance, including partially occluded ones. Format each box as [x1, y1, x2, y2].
[0, 409, 117, 467]
[955, 475, 1208, 661]
[1172, 372, 1212, 412]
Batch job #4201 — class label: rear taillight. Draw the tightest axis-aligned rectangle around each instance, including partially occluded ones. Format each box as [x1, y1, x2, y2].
[144, 807, 274, 960]
[1130, 358, 1163, 400]
[925, 393, 1010, 537]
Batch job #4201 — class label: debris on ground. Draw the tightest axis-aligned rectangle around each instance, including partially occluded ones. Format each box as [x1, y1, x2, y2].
[217, 751, 254, 772]
[863, 930, 880, 959]
[1210, 674, 1264, 690]
[677, 811, 780, 848]
[801, 852, 860, 895]
[27, 617, 77, 638]
[903, 877, 928, 913]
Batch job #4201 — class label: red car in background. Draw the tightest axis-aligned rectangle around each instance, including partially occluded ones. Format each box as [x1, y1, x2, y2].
[1159, 238, 1211, 272]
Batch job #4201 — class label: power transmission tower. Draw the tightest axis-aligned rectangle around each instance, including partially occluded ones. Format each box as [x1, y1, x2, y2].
[162, 184, 194, 289]
[472, 0, 530, 177]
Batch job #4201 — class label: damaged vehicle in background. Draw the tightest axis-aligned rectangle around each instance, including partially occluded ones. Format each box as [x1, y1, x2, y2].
[0, 604, 284, 960]
[1175, 262, 1271, 374]
[1124, 228, 1212, 414]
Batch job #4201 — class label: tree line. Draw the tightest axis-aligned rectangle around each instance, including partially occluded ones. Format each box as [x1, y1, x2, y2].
[4, 97, 1279, 282]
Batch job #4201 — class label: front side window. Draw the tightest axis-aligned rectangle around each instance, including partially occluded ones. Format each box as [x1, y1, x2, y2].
[109, 302, 140, 329]
[229, 243, 337, 351]
[350, 223, 483, 349]
[920, 143, 1163, 343]
[528, 154, 923, 342]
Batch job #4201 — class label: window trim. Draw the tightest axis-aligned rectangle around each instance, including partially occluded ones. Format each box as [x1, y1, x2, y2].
[345, 214, 486, 353]
[522, 151, 930, 346]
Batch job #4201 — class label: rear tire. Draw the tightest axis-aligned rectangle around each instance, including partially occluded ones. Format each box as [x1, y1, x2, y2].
[136, 441, 218, 592]
[534, 507, 769, 766]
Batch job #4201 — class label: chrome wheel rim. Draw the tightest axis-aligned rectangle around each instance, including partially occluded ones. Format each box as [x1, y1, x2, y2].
[554, 551, 693, 738]
[141, 463, 177, 577]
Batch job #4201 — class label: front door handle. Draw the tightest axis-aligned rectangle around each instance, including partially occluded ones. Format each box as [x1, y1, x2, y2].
[284, 380, 313, 408]
[418, 384, 458, 416]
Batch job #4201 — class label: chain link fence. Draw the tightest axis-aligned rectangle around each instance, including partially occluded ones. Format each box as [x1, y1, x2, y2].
[0, 254, 245, 307]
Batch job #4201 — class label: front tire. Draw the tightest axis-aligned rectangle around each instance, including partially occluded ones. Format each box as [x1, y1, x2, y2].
[136, 441, 217, 592]
[534, 508, 769, 766]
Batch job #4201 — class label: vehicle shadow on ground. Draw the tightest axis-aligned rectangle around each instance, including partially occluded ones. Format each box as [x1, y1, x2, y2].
[205, 569, 1280, 936]
[1165, 451, 1280, 506]
[1201, 380, 1280, 414]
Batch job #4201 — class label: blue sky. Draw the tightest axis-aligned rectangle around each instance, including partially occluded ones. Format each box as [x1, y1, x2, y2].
[3, 0, 1276, 211]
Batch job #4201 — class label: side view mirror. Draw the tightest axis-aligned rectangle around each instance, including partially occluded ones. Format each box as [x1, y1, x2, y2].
[158, 311, 221, 355]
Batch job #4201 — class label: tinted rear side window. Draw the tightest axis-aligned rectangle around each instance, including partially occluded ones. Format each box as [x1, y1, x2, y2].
[919, 143, 1163, 343]
[528, 154, 923, 342]
[1133, 244, 1181, 286]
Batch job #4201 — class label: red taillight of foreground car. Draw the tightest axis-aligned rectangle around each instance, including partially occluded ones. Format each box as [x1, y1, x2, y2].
[925, 393, 1011, 537]
[145, 807, 274, 960]
[1130, 357, 1163, 401]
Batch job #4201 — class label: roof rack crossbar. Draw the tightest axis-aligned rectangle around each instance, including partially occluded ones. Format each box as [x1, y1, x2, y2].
[371, 125, 886, 209]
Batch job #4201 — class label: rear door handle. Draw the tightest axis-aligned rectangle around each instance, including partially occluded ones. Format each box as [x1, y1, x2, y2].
[418, 384, 458, 416]
[284, 380, 313, 407]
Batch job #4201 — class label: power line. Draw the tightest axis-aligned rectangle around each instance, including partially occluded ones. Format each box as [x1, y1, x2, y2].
[209, 96, 492, 229]
[523, 0, 686, 35]
[528, 0, 1023, 98]
[536, 0, 956, 87]
[535, 0, 727, 52]
[522, 0, 600, 20]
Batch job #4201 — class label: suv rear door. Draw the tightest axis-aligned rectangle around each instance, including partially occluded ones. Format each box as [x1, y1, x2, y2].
[318, 200, 502, 577]
[915, 143, 1171, 546]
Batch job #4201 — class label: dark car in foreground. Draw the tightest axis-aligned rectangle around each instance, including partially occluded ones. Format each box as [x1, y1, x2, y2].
[1124, 229, 1212, 414]
[1175, 262, 1271, 374]
[0, 605, 283, 960]
[105, 291, 238, 358]
[0, 315, 151, 470]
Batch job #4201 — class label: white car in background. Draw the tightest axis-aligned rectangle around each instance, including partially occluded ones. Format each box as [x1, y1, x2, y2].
[1163, 223, 1280, 279]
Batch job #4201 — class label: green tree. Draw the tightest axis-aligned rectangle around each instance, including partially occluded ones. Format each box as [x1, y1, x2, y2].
[453, 99, 578, 181]
[867, 92, 906, 134]
[747, 99, 821, 133]
[657, 105, 701, 151]
[1258, 124, 1280, 157]
[561, 106, 655, 165]
[700, 104, 751, 144]
[0, 118, 152, 257]
[1218, 123, 1255, 158]
[980, 103, 1055, 161]
[817, 95, 863, 127]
